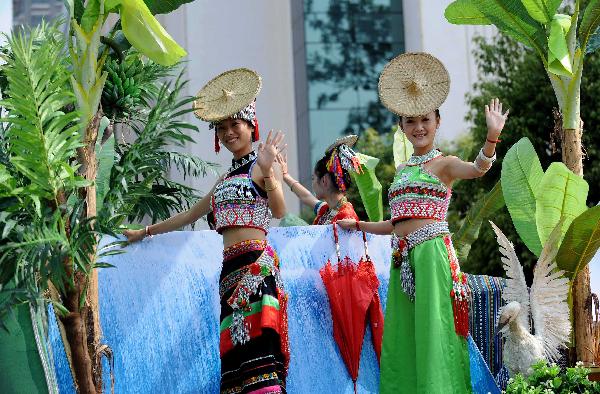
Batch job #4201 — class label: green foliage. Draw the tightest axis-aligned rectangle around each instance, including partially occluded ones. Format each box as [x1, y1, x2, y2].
[142, 0, 194, 14]
[579, 0, 600, 51]
[501, 137, 544, 257]
[65, 0, 188, 67]
[535, 162, 589, 246]
[393, 126, 414, 167]
[99, 68, 218, 226]
[521, 0, 563, 23]
[346, 128, 396, 221]
[0, 22, 111, 318]
[448, 32, 600, 278]
[453, 180, 505, 261]
[557, 206, 600, 279]
[0, 22, 211, 322]
[95, 116, 114, 213]
[0, 23, 85, 202]
[505, 360, 600, 393]
[444, 0, 491, 25]
[350, 153, 383, 222]
[548, 14, 573, 76]
[101, 52, 172, 120]
[106, 0, 186, 66]
[468, 0, 548, 57]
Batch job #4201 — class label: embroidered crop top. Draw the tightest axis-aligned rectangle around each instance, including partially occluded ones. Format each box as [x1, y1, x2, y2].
[211, 151, 272, 234]
[388, 149, 451, 224]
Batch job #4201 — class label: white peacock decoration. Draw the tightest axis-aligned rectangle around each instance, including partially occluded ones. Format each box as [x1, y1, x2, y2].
[490, 221, 571, 378]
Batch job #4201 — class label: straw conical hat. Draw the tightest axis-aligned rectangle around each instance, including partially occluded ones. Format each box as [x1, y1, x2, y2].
[378, 52, 450, 117]
[326, 134, 358, 154]
[193, 68, 261, 122]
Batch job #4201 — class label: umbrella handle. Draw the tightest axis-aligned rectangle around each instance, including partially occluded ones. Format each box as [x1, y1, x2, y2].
[332, 222, 342, 264]
[362, 230, 371, 261]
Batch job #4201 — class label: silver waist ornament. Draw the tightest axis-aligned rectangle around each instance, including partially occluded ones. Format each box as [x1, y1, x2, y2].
[227, 246, 283, 346]
[391, 221, 450, 302]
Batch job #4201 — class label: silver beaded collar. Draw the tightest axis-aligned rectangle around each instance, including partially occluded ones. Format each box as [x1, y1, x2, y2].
[407, 149, 442, 166]
[228, 151, 257, 174]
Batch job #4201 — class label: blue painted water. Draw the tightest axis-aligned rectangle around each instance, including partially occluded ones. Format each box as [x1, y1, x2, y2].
[49, 226, 499, 393]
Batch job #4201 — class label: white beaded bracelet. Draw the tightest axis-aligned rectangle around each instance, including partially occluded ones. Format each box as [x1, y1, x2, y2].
[473, 148, 496, 173]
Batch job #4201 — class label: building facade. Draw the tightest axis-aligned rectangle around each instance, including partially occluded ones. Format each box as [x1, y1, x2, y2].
[6, 0, 494, 223]
[12, 0, 64, 28]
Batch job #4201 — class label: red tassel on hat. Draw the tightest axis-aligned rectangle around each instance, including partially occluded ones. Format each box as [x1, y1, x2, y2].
[253, 118, 259, 142]
[214, 133, 220, 153]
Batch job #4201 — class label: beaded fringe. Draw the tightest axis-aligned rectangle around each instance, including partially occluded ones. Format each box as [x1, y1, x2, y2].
[392, 222, 470, 338]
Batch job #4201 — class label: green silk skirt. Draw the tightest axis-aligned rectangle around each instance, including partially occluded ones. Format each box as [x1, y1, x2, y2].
[379, 236, 471, 394]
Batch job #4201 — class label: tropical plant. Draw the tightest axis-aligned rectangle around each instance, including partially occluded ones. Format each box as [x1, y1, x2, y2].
[0, 0, 200, 391]
[505, 360, 600, 393]
[445, 0, 600, 361]
[346, 128, 396, 220]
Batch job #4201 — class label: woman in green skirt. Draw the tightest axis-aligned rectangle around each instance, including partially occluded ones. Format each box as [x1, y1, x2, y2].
[338, 53, 509, 393]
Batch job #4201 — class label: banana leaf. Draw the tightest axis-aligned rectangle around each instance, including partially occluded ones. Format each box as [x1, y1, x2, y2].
[393, 127, 413, 169]
[501, 137, 544, 257]
[468, 0, 547, 52]
[106, 0, 186, 66]
[586, 27, 600, 54]
[351, 153, 383, 222]
[95, 117, 114, 213]
[521, 0, 562, 23]
[548, 14, 573, 77]
[556, 205, 600, 280]
[579, 0, 600, 50]
[535, 162, 589, 247]
[445, 0, 491, 25]
[454, 180, 505, 261]
[143, 0, 195, 14]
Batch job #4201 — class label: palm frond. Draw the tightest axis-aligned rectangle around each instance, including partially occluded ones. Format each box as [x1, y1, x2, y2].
[99, 70, 217, 227]
[0, 23, 83, 201]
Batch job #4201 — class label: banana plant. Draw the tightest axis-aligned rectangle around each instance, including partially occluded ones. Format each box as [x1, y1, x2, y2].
[445, 0, 600, 363]
[500, 137, 596, 361]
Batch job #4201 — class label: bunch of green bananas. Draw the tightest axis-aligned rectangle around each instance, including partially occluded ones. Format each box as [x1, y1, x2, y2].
[102, 57, 144, 119]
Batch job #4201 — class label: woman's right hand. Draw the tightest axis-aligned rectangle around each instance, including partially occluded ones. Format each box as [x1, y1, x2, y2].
[337, 219, 359, 231]
[123, 228, 145, 243]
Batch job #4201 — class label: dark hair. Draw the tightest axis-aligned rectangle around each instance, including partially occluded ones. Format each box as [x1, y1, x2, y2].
[399, 109, 441, 124]
[314, 150, 351, 193]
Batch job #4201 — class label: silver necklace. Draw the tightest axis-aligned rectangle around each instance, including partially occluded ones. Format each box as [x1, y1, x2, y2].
[228, 151, 257, 174]
[407, 149, 442, 166]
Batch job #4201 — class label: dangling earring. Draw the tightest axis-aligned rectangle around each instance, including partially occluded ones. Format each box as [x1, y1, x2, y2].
[253, 118, 259, 142]
[214, 133, 220, 153]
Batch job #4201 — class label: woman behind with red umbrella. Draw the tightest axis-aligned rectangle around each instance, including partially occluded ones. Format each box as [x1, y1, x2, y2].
[277, 136, 361, 225]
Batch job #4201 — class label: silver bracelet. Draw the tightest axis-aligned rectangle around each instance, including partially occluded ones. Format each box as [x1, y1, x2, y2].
[473, 148, 496, 173]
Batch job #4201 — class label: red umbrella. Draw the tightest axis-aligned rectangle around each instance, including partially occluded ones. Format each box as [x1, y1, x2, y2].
[320, 223, 384, 392]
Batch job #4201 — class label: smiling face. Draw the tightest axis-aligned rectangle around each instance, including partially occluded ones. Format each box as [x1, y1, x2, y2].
[215, 118, 253, 156]
[400, 110, 440, 153]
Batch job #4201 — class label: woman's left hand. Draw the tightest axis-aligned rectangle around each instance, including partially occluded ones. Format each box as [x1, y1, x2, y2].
[257, 130, 286, 174]
[485, 98, 509, 140]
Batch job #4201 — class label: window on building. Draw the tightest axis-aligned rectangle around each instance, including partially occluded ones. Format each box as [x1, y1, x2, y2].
[303, 0, 404, 164]
[13, 0, 64, 29]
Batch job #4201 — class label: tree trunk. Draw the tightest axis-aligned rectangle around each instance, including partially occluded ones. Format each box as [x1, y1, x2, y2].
[83, 111, 103, 392]
[562, 126, 593, 364]
[60, 285, 96, 394]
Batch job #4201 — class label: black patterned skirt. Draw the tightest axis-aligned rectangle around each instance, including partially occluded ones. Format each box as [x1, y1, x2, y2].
[219, 240, 289, 394]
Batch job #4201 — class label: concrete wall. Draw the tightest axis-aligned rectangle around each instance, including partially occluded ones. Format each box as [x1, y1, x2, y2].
[402, 0, 495, 143]
[0, 2, 13, 41]
[158, 0, 301, 224]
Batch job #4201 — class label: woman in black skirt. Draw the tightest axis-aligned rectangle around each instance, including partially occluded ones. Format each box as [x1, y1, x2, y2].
[125, 68, 289, 393]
